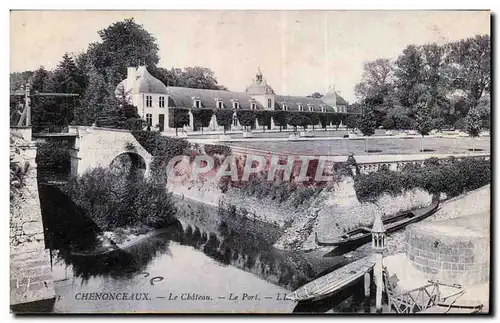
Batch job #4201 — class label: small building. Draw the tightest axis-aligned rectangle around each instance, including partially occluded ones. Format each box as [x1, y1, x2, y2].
[115, 66, 350, 133]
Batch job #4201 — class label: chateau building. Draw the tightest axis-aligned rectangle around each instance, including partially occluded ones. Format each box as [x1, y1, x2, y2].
[115, 66, 349, 132]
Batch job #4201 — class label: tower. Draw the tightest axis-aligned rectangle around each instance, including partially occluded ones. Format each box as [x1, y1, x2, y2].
[372, 212, 386, 313]
[245, 67, 276, 111]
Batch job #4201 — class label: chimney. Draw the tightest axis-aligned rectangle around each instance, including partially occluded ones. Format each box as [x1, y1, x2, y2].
[127, 67, 137, 82]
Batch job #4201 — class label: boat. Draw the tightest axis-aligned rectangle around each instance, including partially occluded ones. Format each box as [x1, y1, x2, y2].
[315, 199, 440, 247]
[288, 256, 376, 302]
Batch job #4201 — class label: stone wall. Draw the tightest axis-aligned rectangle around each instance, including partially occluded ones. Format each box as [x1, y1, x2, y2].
[10, 133, 55, 308]
[405, 213, 490, 286]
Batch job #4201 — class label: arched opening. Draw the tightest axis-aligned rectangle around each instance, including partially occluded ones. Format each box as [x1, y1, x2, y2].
[110, 152, 147, 177]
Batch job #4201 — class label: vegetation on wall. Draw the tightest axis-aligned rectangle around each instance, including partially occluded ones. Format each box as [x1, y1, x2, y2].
[353, 157, 490, 203]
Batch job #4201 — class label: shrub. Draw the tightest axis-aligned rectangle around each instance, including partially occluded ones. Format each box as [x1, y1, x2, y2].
[271, 110, 288, 131]
[381, 118, 395, 130]
[63, 167, 177, 230]
[256, 110, 272, 131]
[287, 112, 311, 131]
[354, 157, 490, 202]
[204, 144, 232, 157]
[357, 109, 377, 136]
[345, 114, 358, 130]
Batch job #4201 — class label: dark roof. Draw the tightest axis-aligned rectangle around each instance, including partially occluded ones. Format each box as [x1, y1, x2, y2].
[166, 86, 264, 110]
[274, 95, 335, 113]
[322, 91, 348, 106]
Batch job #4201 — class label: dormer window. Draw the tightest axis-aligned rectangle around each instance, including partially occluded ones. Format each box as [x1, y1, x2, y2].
[232, 100, 240, 109]
[192, 97, 201, 108]
[217, 101, 224, 109]
[251, 102, 257, 110]
[298, 104, 303, 112]
[321, 105, 326, 113]
[282, 103, 288, 111]
[308, 104, 313, 112]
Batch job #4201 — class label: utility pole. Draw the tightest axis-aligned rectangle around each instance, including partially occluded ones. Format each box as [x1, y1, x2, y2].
[372, 211, 387, 313]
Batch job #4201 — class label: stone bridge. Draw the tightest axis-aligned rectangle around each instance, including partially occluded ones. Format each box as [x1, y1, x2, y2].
[34, 126, 153, 178]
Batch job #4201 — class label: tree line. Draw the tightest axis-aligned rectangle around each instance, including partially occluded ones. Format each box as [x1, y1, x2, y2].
[354, 34, 490, 135]
[10, 18, 228, 131]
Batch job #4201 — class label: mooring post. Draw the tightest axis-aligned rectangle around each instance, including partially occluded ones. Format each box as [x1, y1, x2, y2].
[364, 271, 371, 313]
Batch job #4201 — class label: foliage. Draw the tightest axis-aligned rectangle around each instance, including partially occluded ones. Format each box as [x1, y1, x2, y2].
[10, 161, 30, 198]
[152, 66, 227, 91]
[354, 157, 490, 203]
[63, 167, 177, 230]
[126, 117, 147, 131]
[35, 141, 71, 178]
[307, 92, 323, 98]
[214, 109, 234, 133]
[415, 112, 433, 137]
[381, 118, 395, 130]
[453, 118, 466, 131]
[304, 112, 320, 129]
[131, 130, 189, 178]
[464, 107, 483, 138]
[287, 112, 311, 131]
[317, 113, 328, 129]
[191, 109, 214, 129]
[204, 144, 232, 157]
[271, 110, 288, 130]
[236, 110, 257, 130]
[256, 110, 272, 131]
[169, 108, 191, 132]
[357, 109, 377, 136]
[345, 114, 358, 130]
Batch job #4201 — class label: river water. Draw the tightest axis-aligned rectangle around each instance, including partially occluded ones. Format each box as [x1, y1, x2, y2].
[40, 184, 358, 313]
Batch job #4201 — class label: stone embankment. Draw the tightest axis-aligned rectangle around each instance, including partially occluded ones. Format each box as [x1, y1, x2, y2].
[10, 133, 55, 309]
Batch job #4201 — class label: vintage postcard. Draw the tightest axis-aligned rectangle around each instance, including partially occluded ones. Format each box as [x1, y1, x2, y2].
[9, 10, 491, 314]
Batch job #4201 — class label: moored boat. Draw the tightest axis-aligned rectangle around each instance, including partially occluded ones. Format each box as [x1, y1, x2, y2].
[315, 199, 440, 247]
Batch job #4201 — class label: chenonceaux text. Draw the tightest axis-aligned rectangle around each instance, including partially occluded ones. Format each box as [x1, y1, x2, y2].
[75, 292, 151, 301]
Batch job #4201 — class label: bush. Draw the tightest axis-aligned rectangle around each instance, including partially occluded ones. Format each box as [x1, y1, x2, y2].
[287, 112, 311, 131]
[256, 110, 272, 131]
[63, 167, 177, 230]
[357, 109, 377, 136]
[204, 144, 232, 157]
[381, 118, 395, 130]
[353, 157, 490, 203]
[270, 110, 288, 130]
[191, 109, 214, 129]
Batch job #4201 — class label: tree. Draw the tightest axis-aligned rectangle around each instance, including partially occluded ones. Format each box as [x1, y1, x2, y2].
[354, 58, 395, 105]
[394, 45, 426, 114]
[307, 92, 323, 98]
[87, 18, 160, 83]
[153, 66, 227, 90]
[318, 113, 329, 130]
[446, 35, 490, 113]
[169, 108, 191, 135]
[357, 108, 377, 152]
[96, 91, 127, 129]
[305, 112, 320, 131]
[345, 114, 358, 131]
[256, 110, 272, 132]
[287, 112, 311, 133]
[381, 118, 395, 130]
[236, 110, 257, 132]
[415, 109, 434, 152]
[271, 110, 288, 132]
[464, 107, 483, 151]
[76, 67, 108, 125]
[215, 109, 234, 134]
[191, 109, 213, 132]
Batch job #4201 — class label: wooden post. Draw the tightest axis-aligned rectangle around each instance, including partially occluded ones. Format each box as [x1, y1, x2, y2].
[25, 83, 31, 126]
[364, 272, 371, 297]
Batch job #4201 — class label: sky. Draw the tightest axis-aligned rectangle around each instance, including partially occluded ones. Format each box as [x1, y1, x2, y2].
[10, 10, 490, 102]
